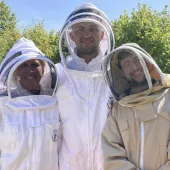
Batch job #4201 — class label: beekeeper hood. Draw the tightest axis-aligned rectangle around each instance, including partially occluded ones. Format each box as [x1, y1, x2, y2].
[103, 43, 170, 106]
[59, 2, 115, 68]
[0, 37, 57, 107]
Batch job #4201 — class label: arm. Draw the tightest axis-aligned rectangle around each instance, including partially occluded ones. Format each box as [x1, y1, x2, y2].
[158, 142, 170, 170]
[159, 163, 170, 170]
[101, 108, 138, 170]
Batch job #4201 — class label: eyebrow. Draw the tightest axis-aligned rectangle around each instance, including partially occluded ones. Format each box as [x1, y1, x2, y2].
[122, 61, 129, 66]
[73, 23, 99, 28]
[77, 26, 84, 28]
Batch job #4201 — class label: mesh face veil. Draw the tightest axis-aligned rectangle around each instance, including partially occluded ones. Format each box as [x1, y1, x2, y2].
[0, 38, 44, 74]
[103, 43, 165, 101]
[0, 37, 58, 99]
[59, 3, 115, 67]
[0, 55, 57, 98]
[0, 38, 60, 170]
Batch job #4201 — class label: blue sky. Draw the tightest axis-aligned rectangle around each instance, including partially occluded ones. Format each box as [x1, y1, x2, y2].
[4, 0, 170, 32]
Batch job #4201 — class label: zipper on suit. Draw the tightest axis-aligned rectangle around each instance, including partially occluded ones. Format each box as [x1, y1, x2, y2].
[140, 122, 144, 170]
[87, 75, 90, 170]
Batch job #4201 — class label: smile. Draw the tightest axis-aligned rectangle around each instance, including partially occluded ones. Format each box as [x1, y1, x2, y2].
[132, 71, 141, 76]
[81, 39, 93, 43]
[25, 76, 35, 79]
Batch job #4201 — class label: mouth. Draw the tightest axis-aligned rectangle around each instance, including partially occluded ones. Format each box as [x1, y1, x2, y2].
[132, 71, 141, 76]
[25, 76, 36, 79]
[81, 39, 93, 44]
[131, 70, 145, 83]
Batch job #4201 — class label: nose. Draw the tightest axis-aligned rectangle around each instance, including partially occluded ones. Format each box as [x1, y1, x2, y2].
[83, 29, 91, 38]
[28, 66, 35, 73]
[131, 64, 138, 72]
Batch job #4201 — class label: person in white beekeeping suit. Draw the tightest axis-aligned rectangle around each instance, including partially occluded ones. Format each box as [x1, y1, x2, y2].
[0, 37, 61, 170]
[101, 43, 170, 170]
[56, 3, 115, 170]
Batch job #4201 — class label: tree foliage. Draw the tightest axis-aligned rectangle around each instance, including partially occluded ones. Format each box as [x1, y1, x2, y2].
[0, 0, 60, 63]
[22, 21, 60, 63]
[0, 0, 20, 62]
[112, 4, 170, 73]
[0, 1, 170, 72]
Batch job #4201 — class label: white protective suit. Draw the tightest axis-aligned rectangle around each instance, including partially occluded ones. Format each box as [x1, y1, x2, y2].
[0, 38, 61, 170]
[56, 3, 115, 170]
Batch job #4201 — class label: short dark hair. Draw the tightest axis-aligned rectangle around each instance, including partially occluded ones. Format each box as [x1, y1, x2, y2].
[117, 50, 135, 69]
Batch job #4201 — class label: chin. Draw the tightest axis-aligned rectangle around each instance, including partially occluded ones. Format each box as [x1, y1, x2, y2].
[136, 80, 144, 83]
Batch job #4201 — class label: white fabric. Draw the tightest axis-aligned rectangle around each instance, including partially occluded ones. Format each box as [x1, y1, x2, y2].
[57, 3, 114, 169]
[73, 3, 98, 11]
[0, 95, 60, 170]
[56, 63, 111, 170]
[66, 51, 104, 71]
[0, 37, 60, 170]
[10, 82, 53, 98]
[0, 37, 44, 71]
[59, 2, 114, 68]
[0, 38, 54, 95]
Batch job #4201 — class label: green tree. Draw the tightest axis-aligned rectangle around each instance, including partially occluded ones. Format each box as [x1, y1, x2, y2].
[22, 21, 60, 63]
[48, 30, 60, 63]
[112, 4, 170, 73]
[0, 0, 20, 62]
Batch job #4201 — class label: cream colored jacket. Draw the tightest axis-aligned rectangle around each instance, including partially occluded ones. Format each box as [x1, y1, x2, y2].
[101, 43, 170, 170]
[102, 88, 170, 170]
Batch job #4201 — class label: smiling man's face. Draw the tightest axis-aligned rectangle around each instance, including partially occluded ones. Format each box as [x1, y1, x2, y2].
[120, 54, 145, 85]
[70, 22, 104, 57]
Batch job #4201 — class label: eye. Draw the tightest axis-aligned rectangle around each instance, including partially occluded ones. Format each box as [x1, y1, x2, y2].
[32, 63, 40, 68]
[123, 62, 130, 68]
[19, 63, 28, 68]
[78, 27, 84, 31]
[90, 27, 99, 32]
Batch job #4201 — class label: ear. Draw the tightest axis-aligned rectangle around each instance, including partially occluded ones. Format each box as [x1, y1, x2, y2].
[100, 31, 104, 41]
[70, 31, 75, 42]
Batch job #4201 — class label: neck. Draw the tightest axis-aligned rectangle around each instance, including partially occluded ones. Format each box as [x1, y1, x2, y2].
[130, 84, 148, 94]
[20, 81, 41, 95]
[77, 51, 99, 64]
[28, 89, 41, 95]
[130, 78, 148, 94]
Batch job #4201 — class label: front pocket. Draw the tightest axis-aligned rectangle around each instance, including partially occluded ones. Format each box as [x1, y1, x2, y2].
[44, 121, 61, 153]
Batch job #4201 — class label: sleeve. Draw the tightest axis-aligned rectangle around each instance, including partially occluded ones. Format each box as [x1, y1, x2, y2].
[158, 163, 170, 170]
[101, 108, 139, 170]
[158, 142, 170, 170]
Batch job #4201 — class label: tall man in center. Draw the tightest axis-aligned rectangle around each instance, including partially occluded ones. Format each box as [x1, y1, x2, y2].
[56, 3, 115, 170]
